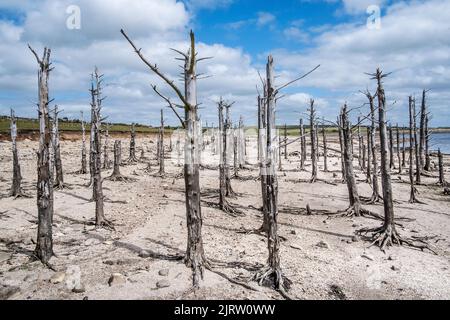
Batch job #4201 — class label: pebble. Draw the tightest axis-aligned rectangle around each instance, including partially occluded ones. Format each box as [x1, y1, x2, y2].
[50, 272, 66, 284]
[156, 280, 171, 289]
[108, 273, 127, 286]
[158, 269, 169, 277]
[316, 241, 330, 249]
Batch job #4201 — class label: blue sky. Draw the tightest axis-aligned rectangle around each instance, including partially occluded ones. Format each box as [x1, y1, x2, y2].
[0, 0, 449, 127]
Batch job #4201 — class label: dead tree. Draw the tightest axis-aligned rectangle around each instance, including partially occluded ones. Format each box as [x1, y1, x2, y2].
[159, 109, 165, 176]
[9, 109, 26, 198]
[107, 140, 134, 182]
[238, 116, 245, 168]
[258, 94, 269, 234]
[360, 70, 423, 251]
[413, 98, 421, 184]
[363, 89, 381, 203]
[366, 126, 372, 182]
[309, 99, 318, 183]
[122, 29, 210, 287]
[300, 118, 306, 171]
[90, 69, 111, 228]
[29, 45, 54, 264]
[127, 123, 138, 163]
[402, 128, 406, 168]
[233, 129, 239, 177]
[419, 89, 428, 169]
[409, 96, 422, 204]
[224, 103, 235, 196]
[424, 114, 431, 172]
[283, 124, 288, 160]
[357, 118, 363, 169]
[388, 124, 395, 170]
[396, 125, 402, 174]
[76, 111, 87, 174]
[322, 125, 328, 172]
[438, 149, 445, 186]
[337, 115, 346, 183]
[52, 105, 65, 189]
[103, 124, 111, 169]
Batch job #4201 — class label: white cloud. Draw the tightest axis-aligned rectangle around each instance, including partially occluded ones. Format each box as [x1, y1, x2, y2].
[256, 12, 276, 27]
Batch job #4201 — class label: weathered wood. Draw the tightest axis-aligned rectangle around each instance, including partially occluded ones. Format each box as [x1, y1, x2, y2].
[424, 114, 431, 172]
[224, 103, 234, 196]
[388, 124, 395, 170]
[300, 118, 306, 171]
[438, 149, 445, 186]
[9, 109, 25, 198]
[413, 98, 421, 184]
[309, 100, 317, 183]
[29, 45, 54, 264]
[79, 111, 88, 173]
[366, 126, 372, 182]
[419, 89, 427, 169]
[53, 106, 65, 189]
[127, 123, 138, 163]
[159, 109, 165, 176]
[364, 90, 380, 202]
[103, 124, 111, 169]
[322, 125, 328, 172]
[337, 115, 346, 183]
[396, 125, 402, 174]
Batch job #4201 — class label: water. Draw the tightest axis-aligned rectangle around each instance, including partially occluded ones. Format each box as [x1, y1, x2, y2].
[431, 132, 450, 154]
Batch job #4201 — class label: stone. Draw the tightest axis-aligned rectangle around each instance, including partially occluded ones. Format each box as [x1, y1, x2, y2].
[108, 273, 127, 286]
[290, 230, 297, 235]
[316, 241, 330, 249]
[139, 250, 151, 258]
[65, 266, 81, 291]
[50, 272, 66, 284]
[0, 252, 10, 263]
[0, 285, 20, 300]
[72, 283, 86, 293]
[391, 265, 399, 271]
[156, 280, 171, 289]
[351, 236, 359, 242]
[158, 269, 169, 277]
[84, 238, 100, 246]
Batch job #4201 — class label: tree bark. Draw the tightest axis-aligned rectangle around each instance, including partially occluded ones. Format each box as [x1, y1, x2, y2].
[389, 124, 395, 170]
[309, 100, 317, 183]
[419, 89, 427, 169]
[80, 111, 87, 173]
[300, 118, 306, 171]
[338, 116, 346, 183]
[159, 109, 165, 176]
[438, 149, 445, 186]
[367, 91, 380, 202]
[53, 106, 64, 189]
[413, 98, 421, 184]
[424, 114, 431, 172]
[30, 46, 54, 264]
[103, 125, 111, 170]
[10, 109, 25, 198]
[396, 125, 402, 174]
[127, 123, 138, 163]
[409, 96, 420, 203]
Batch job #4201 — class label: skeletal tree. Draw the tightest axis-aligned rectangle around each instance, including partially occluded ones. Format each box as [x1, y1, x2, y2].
[438, 149, 445, 186]
[419, 89, 428, 169]
[122, 29, 210, 287]
[299, 118, 306, 171]
[362, 89, 381, 203]
[283, 124, 288, 160]
[337, 115, 346, 183]
[238, 116, 246, 168]
[127, 123, 138, 163]
[357, 117, 363, 169]
[359, 70, 426, 251]
[233, 129, 239, 177]
[76, 111, 88, 174]
[257, 94, 269, 233]
[413, 98, 421, 184]
[9, 109, 27, 198]
[402, 128, 406, 168]
[309, 99, 318, 183]
[366, 125, 372, 182]
[396, 124, 402, 174]
[29, 45, 54, 264]
[158, 109, 165, 176]
[388, 124, 395, 170]
[103, 124, 111, 169]
[107, 140, 133, 182]
[322, 124, 328, 172]
[52, 105, 65, 189]
[224, 103, 235, 196]
[90, 71, 110, 228]
[408, 96, 423, 204]
[424, 114, 431, 172]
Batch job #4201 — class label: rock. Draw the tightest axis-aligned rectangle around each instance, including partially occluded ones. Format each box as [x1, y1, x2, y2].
[50, 272, 66, 284]
[290, 244, 302, 251]
[388, 255, 395, 261]
[54, 232, 65, 238]
[139, 250, 151, 258]
[159, 269, 169, 277]
[391, 265, 399, 271]
[316, 241, 330, 249]
[290, 230, 297, 235]
[351, 236, 359, 242]
[108, 273, 127, 286]
[72, 283, 86, 293]
[361, 254, 374, 261]
[103, 241, 113, 245]
[156, 280, 171, 289]
[65, 266, 81, 291]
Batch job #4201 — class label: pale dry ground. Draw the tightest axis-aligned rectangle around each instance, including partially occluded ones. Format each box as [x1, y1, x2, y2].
[0, 132, 449, 300]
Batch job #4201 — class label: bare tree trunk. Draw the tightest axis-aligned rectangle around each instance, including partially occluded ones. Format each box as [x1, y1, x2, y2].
[366, 127, 372, 182]
[438, 149, 445, 186]
[255, 55, 289, 291]
[127, 123, 138, 163]
[258, 94, 269, 233]
[29, 45, 54, 264]
[284, 124, 288, 160]
[419, 89, 427, 169]
[103, 125, 111, 169]
[395, 125, 402, 174]
[159, 109, 165, 176]
[358, 118, 363, 169]
[402, 129, 406, 167]
[413, 99, 421, 184]
[338, 116, 346, 183]
[424, 114, 431, 172]
[389, 124, 395, 170]
[53, 106, 64, 189]
[409, 96, 420, 203]
[309, 100, 317, 183]
[341, 105, 363, 216]
[239, 116, 245, 168]
[10, 109, 25, 198]
[233, 130, 239, 177]
[80, 111, 87, 173]
[300, 118, 306, 171]
[224, 104, 234, 196]
[366, 91, 380, 202]
[218, 101, 227, 209]
[322, 125, 328, 172]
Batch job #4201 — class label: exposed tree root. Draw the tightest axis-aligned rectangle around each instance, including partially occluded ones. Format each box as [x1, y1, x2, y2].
[206, 267, 259, 292]
[253, 266, 293, 299]
[9, 190, 32, 199]
[205, 200, 245, 217]
[357, 224, 437, 254]
[105, 174, 136, 182]
[96, 219, 116, 231]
